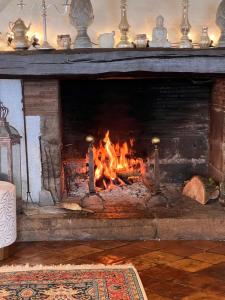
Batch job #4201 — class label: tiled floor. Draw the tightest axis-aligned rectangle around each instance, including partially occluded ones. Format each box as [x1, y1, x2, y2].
[1, 240, 225, 299]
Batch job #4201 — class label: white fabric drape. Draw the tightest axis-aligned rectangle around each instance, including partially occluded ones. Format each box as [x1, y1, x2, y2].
[0, 181, 17, 248]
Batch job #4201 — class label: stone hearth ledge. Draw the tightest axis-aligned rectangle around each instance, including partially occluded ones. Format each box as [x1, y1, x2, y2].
[17, 200, 225, 241]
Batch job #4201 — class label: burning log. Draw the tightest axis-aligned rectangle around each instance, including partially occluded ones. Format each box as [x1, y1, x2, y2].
[95, 176, 111, 190]
[183, 176, 220, 205]
[92, 131, 144, 190]
[117, 170, 140, 185]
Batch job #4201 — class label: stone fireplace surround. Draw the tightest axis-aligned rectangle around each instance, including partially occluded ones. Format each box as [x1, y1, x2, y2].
[1, 48, 225, 241]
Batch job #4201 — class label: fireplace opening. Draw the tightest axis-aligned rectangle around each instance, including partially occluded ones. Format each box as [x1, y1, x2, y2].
[60, 78, 212, 210]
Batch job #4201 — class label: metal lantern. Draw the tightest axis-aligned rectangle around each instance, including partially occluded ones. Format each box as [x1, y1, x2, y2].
[0, 101, 21, 184]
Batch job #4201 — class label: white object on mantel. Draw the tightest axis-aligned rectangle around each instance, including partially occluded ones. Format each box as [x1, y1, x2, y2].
[98, 32, 115, 48]
[69, 0, 94, 48]
[0, 182, 17, 249]
[149, 15, 171, 48]
[216, 0, 225, 47]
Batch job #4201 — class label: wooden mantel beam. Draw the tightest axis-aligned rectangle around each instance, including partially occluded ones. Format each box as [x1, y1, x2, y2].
[0, 48, 225, 78]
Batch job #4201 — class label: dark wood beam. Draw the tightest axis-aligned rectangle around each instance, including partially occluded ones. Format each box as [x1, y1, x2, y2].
[0, 48, 225, 78]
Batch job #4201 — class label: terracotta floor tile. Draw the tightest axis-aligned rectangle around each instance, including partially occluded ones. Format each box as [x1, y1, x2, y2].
[86, 243, 151, 260]
[145, 289, 170, 300]
[55, 245, 103, 259]
[83, 241, 128, 250]
[125, 253, 157, 271]
[141, 250, 183, 265]
[156, 240, 190, 249]
[197, 262, 225, 280]
[186, 273, 225, 296]
[183, 241, 220, 250]
[149, 280, 196, 299]
[129, 241, 162, 252]
[73, 252, 124, 265]
[162, 245, 202, 257]
[139, 265, 192, 285]
[208, 245, 225, 255]
[167, 258, 212, 272]
[182, 291, 225, 300]
[189, 252, 225, 264]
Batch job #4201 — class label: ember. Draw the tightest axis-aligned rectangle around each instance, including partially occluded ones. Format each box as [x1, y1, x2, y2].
[91, 131, 144, 190]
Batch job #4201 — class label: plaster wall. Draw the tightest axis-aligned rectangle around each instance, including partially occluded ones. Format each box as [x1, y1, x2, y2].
[0, 0, 222, 48]
[0, 80, 41, 203]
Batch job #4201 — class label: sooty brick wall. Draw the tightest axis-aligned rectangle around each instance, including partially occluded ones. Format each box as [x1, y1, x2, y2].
[61, 78, 212, 183]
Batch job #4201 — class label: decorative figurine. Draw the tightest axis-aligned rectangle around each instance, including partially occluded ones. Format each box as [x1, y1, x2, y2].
[216, 0, 225, 47]
[9, 18, 31, 50]
[57, 34, 72, 49]
[28, 35, 41, 50]
[98, 31, 115, 48]
[69, 0, 94, 48]
[149, 15, 171, 48]
[117, 0, 132, 48]
[199, 27, 211, 48]
[180, 0, 193, 48]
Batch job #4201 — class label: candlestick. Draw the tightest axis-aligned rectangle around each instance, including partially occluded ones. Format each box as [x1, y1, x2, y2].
[40, 0, 54, 50]
[180, 0, 193, 48]
[117, 0, 132, 48]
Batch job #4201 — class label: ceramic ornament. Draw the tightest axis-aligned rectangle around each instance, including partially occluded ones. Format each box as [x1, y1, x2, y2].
[69, 0, 94, 48]
[216, 0, 225, 47]
[149, 15, 171, 48]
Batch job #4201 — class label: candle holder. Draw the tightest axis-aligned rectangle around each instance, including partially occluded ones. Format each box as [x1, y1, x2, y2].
[39, 0, 54, 50]
[17, 0, 72, 50]
[180, 0, 193, 48]
[117, 0, 132, 48]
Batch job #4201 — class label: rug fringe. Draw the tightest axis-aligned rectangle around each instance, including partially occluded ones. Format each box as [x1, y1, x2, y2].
[0, 263, 134, 272]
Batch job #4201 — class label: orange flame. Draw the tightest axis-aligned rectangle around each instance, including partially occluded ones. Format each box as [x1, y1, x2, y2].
[93, 131, 143, 189]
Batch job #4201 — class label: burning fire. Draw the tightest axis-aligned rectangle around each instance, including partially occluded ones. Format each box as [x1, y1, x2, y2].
[92, 131, 144, 190]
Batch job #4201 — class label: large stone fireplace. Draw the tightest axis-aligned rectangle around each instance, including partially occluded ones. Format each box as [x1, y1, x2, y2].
[1, 49, 225, 241]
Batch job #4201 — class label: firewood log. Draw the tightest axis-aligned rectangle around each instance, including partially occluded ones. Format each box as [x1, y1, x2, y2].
[183, 176, 219, 205]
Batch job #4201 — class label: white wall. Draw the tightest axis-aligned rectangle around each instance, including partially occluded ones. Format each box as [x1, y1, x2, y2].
[0, 80, 26, 199]
[0, 80, 41, 203]
[0, 0, 222, 48]
[26, 116, 42, 202]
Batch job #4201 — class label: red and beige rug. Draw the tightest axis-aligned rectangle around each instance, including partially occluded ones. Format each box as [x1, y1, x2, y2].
[0, 264, 147, 299]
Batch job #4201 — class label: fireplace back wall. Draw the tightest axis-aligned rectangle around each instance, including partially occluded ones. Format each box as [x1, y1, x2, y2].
[61, 78, 212, 183]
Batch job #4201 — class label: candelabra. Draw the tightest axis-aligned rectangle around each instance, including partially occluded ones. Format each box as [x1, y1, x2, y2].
[17, 0, 71, 50]
[117, 0, 132, 48]
[180, 0, 193, 48]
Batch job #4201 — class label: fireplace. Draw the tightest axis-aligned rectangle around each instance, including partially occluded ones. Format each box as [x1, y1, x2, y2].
[8, 49, 224, 241]
[59, 77, 212, 211]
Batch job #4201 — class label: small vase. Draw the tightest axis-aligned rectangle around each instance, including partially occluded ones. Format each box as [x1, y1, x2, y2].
[199, 27, 211, 48]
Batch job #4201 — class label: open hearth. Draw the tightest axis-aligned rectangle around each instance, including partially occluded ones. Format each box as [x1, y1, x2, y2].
[59, 78, 211, 211]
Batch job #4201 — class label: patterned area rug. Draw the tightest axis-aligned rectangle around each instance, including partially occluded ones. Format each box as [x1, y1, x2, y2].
[0, 264, 147, 299]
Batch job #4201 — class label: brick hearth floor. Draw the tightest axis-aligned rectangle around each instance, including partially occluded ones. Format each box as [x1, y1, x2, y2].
[1, 241, 225, 299]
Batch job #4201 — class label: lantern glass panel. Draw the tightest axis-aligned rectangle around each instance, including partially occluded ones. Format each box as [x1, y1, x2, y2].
[0, 145, 10, 181]
[12, 142, 22, 199]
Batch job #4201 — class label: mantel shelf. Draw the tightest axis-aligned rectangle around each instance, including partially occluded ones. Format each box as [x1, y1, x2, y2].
[0, 48, 225, 78]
